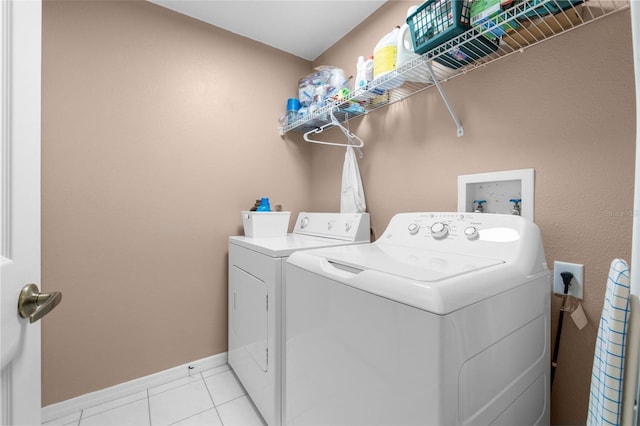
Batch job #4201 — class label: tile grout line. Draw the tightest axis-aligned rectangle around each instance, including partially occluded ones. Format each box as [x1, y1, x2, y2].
[214, 393, 248, 409]
[166, 408, 219, 426]
[201, 371, 225, 425]
[200, 365, 231, 381]
[146, 389, 151, 426]
[53, 366, 233, 426]
[147, 378, 193, 398]
[71, 393, 149, 423]
[147, 366, 228, 399]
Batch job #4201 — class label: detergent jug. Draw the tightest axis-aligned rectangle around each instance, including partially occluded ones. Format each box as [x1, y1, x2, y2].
[373, 26, 403, 89]
[397, 5, 431, 83]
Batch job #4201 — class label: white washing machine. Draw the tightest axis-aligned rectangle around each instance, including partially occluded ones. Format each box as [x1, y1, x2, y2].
[285, 212, 550, 425]
[228, 212, 370, 426]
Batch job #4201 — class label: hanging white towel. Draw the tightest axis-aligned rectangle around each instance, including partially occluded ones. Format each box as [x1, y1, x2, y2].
[587, 259, 631, 426]
[340, 146, 366, 213]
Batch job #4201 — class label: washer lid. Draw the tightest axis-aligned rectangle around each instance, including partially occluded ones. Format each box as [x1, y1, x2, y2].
[319, 244, 504, 282]
[287, 244, 519, 314]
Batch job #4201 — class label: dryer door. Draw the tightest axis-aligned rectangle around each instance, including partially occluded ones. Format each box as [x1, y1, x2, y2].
[230, 265, 268, 372]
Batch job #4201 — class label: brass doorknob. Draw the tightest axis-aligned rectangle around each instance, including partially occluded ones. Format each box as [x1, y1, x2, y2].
[18, 284, 62, 323]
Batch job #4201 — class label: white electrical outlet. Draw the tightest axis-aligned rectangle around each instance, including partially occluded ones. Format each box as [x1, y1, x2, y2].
[553, 261, 584, 300]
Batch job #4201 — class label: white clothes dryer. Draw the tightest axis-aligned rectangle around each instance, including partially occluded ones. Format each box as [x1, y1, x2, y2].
[228, 212, 370, 426]
[285, 212, 550, 426]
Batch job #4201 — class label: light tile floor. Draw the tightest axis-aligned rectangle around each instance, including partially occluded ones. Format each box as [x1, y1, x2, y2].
[43, 364, 266, 426]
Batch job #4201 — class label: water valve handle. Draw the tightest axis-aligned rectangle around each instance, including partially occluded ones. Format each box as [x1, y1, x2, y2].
[473, 199, 487, 213]
[509, 198, 522, 216]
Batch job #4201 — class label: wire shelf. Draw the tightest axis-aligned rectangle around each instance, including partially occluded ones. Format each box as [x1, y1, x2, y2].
[280, 0, 629, 136]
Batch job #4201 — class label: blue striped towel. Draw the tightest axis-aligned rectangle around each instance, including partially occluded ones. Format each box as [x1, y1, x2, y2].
[587, 259, 631, 426]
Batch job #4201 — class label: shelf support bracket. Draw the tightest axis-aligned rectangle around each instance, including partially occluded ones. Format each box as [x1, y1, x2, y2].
[425, 61, 464, 137]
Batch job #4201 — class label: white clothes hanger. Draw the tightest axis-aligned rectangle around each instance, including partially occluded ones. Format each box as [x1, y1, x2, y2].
[303, 108, 365, 157]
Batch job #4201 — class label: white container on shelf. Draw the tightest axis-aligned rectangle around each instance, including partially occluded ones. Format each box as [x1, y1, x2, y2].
[242, 211, 291, 238]
[374, 26, 404, 89]
[356, 55, 367, 90]
[374, 26, 399, 78]
[365, 56, 374, 81]
[397, 6, 419, 68]
[397, 6, 431, 83]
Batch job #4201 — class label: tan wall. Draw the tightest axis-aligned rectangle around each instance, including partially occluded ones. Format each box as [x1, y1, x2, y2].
[41, 0, 312, 406]
[301, 2, 634, 424]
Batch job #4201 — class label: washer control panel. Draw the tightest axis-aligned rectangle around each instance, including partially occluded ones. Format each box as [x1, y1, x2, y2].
[378, 212, 545, 277]
[380, 212, 525, 250]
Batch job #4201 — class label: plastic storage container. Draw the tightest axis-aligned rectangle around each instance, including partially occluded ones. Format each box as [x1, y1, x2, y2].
[286, 99, 300, 126]
[470, 0, 519, 41]
[407, 0, 498, 70]
[242, 211, 291, 238]
[407, 0, 472, 55]
[429, 32, 498, 69]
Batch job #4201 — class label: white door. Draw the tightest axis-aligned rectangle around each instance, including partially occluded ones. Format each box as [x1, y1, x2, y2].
[1, 0, 59, 424]
[630, 2, 640, 425]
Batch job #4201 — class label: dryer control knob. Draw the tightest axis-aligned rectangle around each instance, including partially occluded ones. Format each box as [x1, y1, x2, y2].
[345, 221, 352, 232]
[464, 226, 479, 240]
[408, 223, 419, 235]
[430, 222, 449, 239]
[300, 216, 309, 229]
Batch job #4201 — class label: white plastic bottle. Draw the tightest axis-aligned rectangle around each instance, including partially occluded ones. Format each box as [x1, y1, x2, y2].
[373, 26, 400, 79]
[397, 5, 430, 83]
[364, 56, 374, 82]
[374, 26, 403, 89]
[397, 6, 419, 68]
[355, 55, 367, 90]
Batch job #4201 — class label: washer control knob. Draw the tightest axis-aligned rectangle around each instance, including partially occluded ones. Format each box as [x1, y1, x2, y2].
[464, 226, 479, 240]
[430, 222, 449, 239]
[300, 216, 309, 229]
[408, 223, 419, 235]
[345, 221, 352, 232]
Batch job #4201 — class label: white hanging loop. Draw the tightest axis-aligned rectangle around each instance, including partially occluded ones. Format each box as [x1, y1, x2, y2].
[303, 108, 364, 152]
[340, 113, 364, 159]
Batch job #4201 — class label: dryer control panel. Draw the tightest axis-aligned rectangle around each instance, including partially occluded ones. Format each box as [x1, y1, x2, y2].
[293, 212, 370, 242]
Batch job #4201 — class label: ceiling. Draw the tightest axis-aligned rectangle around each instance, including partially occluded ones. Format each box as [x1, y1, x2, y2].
[148, 0, 387, 61]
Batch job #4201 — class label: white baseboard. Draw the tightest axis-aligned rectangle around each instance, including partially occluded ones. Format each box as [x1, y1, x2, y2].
[41, 352, 228, 423]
